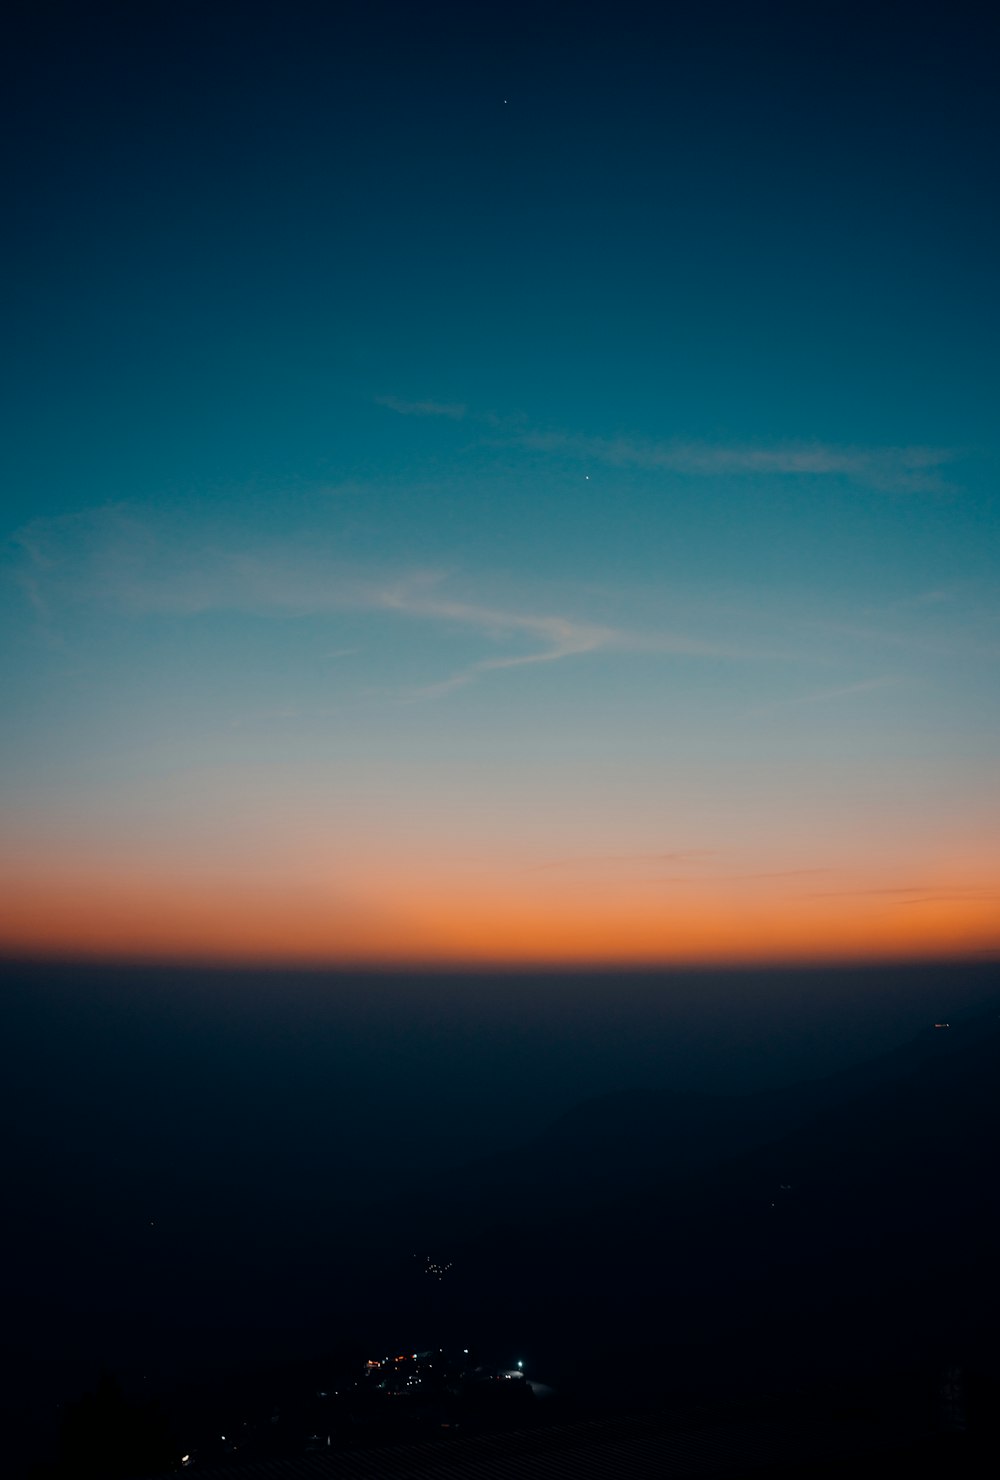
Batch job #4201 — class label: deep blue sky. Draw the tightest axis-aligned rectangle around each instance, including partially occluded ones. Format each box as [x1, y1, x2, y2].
[7, 0, 997, 515]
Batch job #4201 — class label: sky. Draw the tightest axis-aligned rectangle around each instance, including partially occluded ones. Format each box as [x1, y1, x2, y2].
[1, 0, 998, 966]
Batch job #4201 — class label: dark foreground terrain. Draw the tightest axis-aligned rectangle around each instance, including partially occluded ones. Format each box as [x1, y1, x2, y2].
[3, 957, 999, 1475]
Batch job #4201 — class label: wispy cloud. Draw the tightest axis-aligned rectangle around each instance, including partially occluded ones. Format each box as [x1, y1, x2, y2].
[805, 615, 970, 659]
[501, 430, 954, 493]
[527, 850, 715, 873]
[375, 396, 956, 493]
[752, 676, 902, 712]
[378, 587, 613, 697]
[375, 395, 467, 419]
[805, 885, 999, 904]
[13, 507, 769, 700]
[733, 868, 833, 881]
[884, 587, 956, 610]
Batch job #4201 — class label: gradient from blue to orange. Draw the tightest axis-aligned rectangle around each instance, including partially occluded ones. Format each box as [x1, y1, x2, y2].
[2, 1, 997, 966]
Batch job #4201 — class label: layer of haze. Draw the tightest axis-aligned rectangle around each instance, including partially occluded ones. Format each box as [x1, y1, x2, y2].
[2, 1, 998, 966]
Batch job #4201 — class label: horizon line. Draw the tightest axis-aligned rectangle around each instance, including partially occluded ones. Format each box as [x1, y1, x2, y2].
[4, 945, 998, 977]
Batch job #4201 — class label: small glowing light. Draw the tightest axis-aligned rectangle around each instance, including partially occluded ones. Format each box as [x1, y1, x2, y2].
[516, 1360, 523, 1369]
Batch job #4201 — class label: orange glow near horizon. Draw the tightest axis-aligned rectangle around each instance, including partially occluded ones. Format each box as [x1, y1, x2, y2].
[2, 856, 998, 970]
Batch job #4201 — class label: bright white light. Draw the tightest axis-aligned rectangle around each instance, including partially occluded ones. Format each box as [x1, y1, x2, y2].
[517, 1360, 523, 1369]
